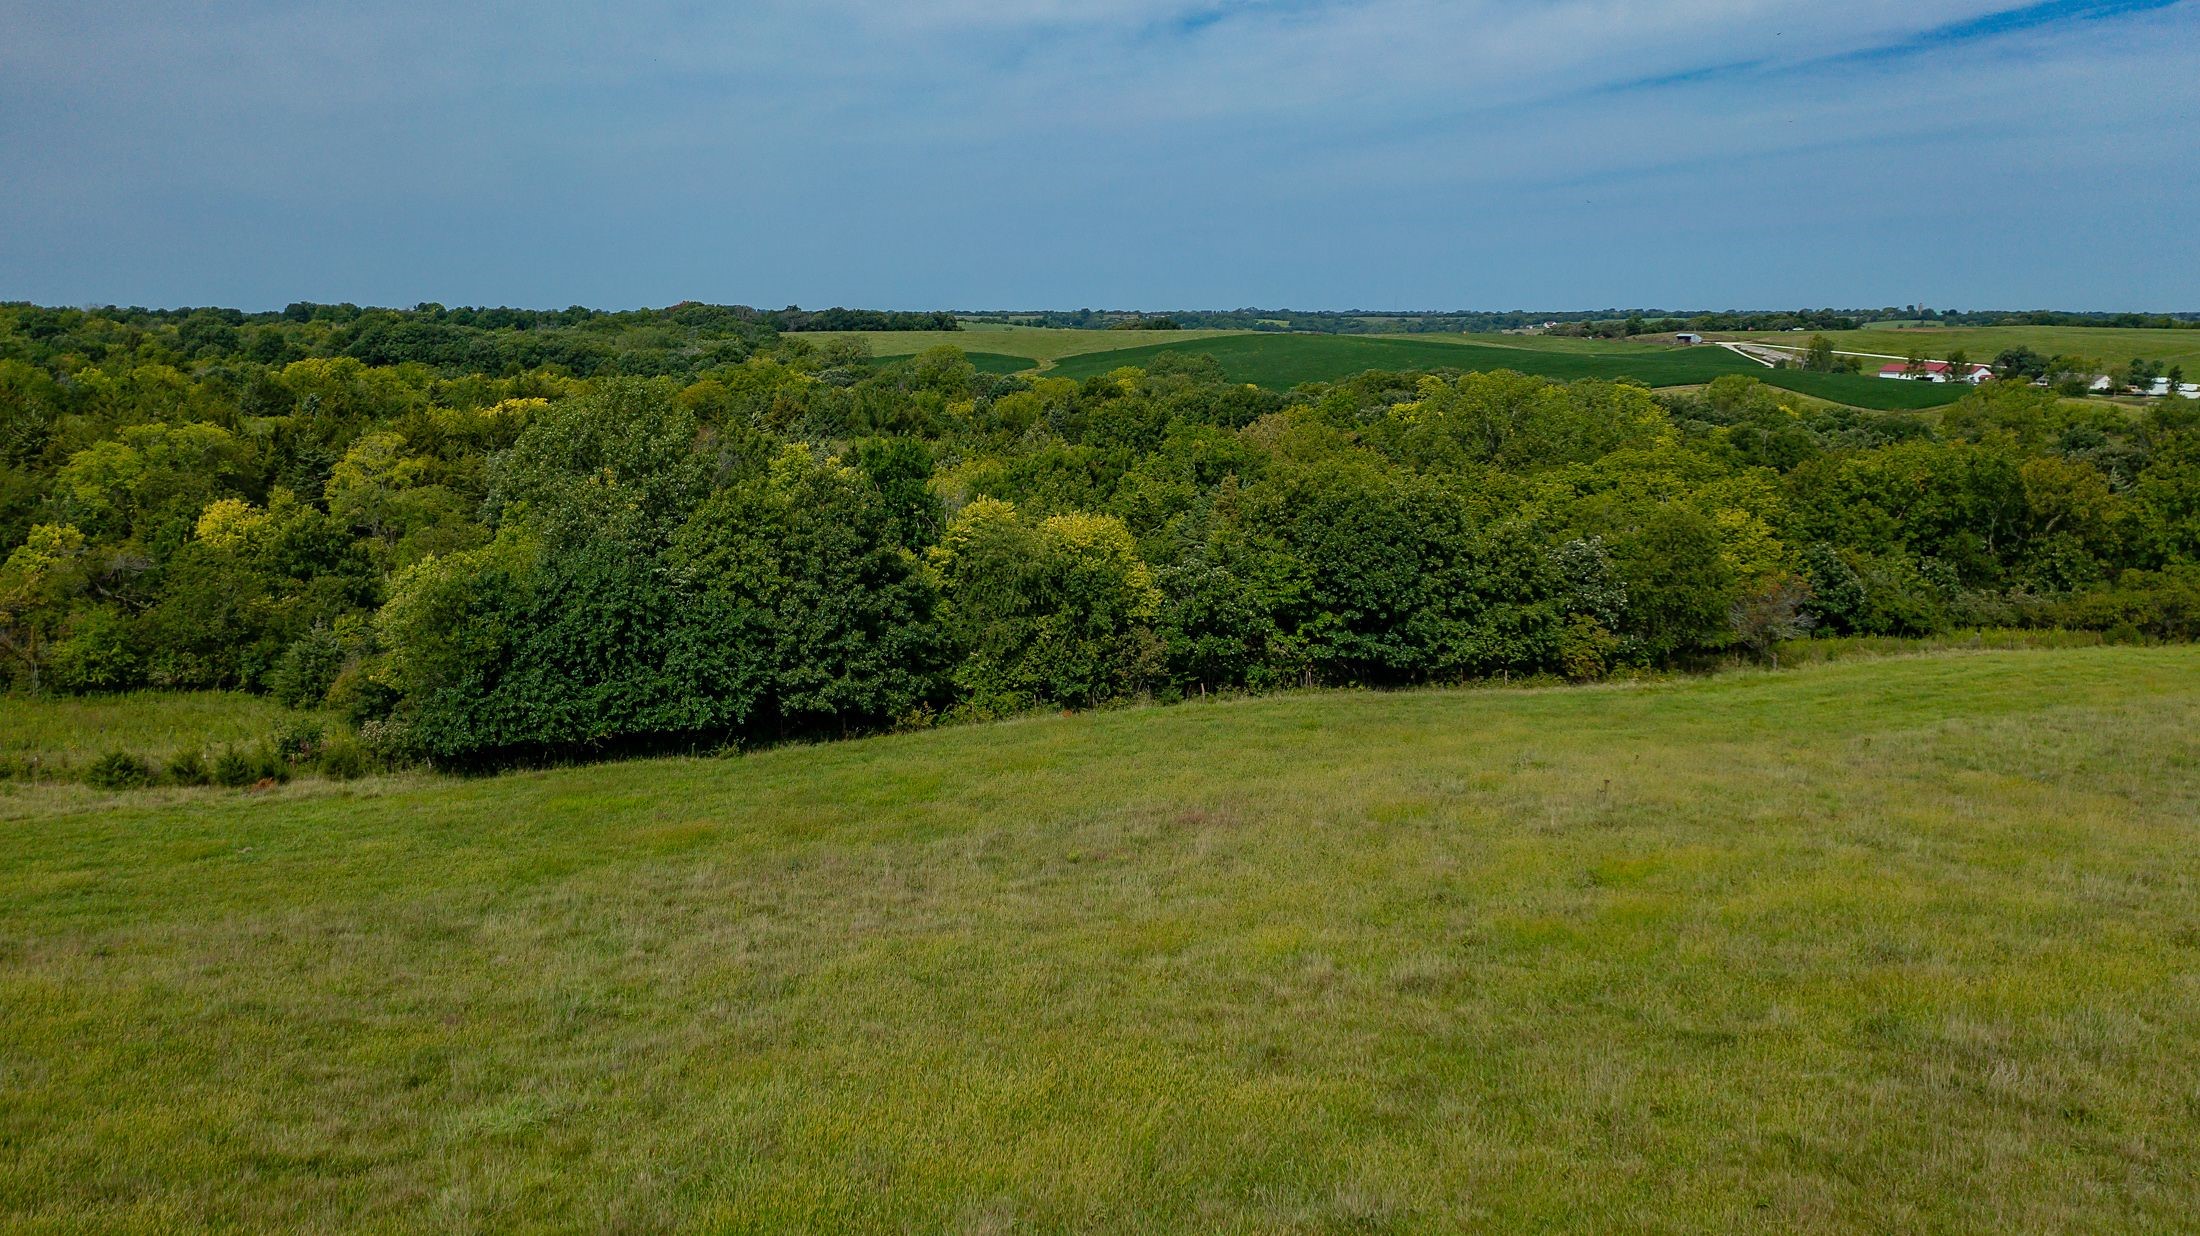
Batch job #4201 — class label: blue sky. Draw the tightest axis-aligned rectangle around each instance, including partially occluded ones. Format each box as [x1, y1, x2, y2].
[1, 0, 2195, 310]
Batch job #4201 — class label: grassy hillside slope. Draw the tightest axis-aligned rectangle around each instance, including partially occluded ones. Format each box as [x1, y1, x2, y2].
[6, 648, 2199, 1231]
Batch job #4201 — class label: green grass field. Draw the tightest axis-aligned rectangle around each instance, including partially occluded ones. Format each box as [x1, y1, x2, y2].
[0, 691, 332, 781]
[822, 323, 1255, 363]
[5, 648, 2199, 1231]
[1045, 333, 1753, 387]
[1042, 333, 1971, 409]
[1731, 325, 2200, 371]
[865, 350, 1036, 376]
[825, 327, 1974, 409]
[1750, 368, 1974, 410]
[826, 323, 2200, 397]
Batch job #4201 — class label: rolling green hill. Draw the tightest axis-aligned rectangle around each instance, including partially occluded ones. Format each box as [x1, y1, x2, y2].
[6, 647, 2198, 1230]
[829, 327, 1973, 409]
[1042, 333, 1971, 408]
[1044, 332, 1745, 386]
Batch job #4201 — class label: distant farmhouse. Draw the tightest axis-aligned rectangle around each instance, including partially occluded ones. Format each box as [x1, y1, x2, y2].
[1879, 360, 1993, 385]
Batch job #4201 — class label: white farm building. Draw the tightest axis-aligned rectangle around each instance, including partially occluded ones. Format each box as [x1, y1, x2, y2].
[1878, 360, 1993, 384]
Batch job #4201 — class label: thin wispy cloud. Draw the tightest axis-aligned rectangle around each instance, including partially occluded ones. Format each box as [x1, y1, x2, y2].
[0, 0, 2194, 308]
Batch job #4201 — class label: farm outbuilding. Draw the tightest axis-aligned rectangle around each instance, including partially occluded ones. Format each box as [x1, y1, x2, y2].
[1878, 361, 1993, 384]
[1675, 332, 1704, 344]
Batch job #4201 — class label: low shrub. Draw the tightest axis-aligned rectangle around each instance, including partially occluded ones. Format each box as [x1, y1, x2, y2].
[256, 744, 293, 785]
[316, 735, 372, 781]
[274, 721, 325, 766]
[356, 718, 420, 766]
[2048, 567, 2200, 640]
[211, 746, 257, 789]
[165, 748, 210, 787]
[85, 750, 154, 791]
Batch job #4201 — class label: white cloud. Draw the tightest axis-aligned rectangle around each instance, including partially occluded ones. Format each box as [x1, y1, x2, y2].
[1, 0, 2194, 307]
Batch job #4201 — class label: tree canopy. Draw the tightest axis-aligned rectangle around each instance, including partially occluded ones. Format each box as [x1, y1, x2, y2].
[5, 307, 2198, 763]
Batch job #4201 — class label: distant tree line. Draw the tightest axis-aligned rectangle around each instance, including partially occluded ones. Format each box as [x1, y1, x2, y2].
[0, 302, 954, 382]
[1765, 306, 2198, 329]
[765, 307, 960, 332]
[969, 307, 2200, 335]
[1970, 311, 2200, 329]
[1988, 347, 2188, 396]
[965, 308, 1871, 334]
[6, 303, 2200, 767]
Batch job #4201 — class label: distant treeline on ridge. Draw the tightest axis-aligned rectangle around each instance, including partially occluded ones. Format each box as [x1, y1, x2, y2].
[0, 302, 956, 380]
[972, 307, 2200, 334]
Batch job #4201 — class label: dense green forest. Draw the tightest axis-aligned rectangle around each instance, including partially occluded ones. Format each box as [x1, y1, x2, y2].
[4, 302, 2198, 766]
[0, 301, 947, 381]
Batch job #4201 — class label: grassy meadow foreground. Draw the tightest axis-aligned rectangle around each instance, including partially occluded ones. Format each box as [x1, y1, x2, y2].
[5, 647, 2199, 1231]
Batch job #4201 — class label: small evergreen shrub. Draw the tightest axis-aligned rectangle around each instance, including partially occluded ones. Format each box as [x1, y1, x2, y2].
[86, 750, 153, 791]
[211, 746, 257, 788]
[256, 744, 293, 784]
[165, 748, 210, 787]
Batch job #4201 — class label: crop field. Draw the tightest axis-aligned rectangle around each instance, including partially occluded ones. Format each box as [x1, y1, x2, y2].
[1749, 368, 1974, 410]
[1045, 332, 1755, 387]
[961, 352, 1037, 376]
[5, 647, 2198, 1231]
[820, 323, 1254, 363]
[828, 327, 1978, 408]
[1730, 325, 2200, 371]
[867, 350, 1035, 376]
[1041, 333, 1971, 408]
